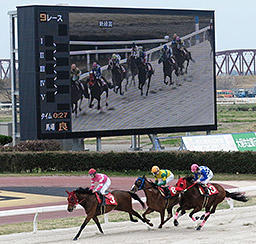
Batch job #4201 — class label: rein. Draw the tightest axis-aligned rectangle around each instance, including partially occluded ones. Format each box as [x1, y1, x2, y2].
[184, 182, 197, 192]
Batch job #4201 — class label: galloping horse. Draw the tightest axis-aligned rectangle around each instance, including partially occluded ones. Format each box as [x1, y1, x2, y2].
[158, 54, 179, 86]
[171, 44, 195, 75]
[136, 59, 154, 96]
[127, 56, 139, 86]
[85, 72, 109, 111]
[66, 187, 150, 240]
[107, 59, 127, 95]
[71, 81, 90, 117]
[174, 176, 248, 230]
[131, 176, 180, 228]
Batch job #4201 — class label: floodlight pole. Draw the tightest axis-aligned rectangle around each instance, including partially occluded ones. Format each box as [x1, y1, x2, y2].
[96, 137, 102, 151]
[9, 11, 18, 145]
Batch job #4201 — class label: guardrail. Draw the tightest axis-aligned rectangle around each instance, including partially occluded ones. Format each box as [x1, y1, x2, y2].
[78, 26, 210, 80]
[1, 185, 255, 233]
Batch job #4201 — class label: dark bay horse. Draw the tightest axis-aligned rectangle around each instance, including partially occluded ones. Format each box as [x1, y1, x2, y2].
[172, 44, 195, 75]
[66, 187, 150, 240]
[174, 176, 248, 230]
[71, 81, 90, 117]
[85, 72, 109, 111]
[107, 59, 127, 95]
[136, 59, 154, 96]
[158, 55, 179, 86]
[131, 176, 180, 228]
[127, 56, 139, 86]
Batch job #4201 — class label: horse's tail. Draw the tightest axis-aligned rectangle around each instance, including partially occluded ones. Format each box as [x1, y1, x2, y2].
[225, 191, 248, 202]
[128, 192, 145, 209]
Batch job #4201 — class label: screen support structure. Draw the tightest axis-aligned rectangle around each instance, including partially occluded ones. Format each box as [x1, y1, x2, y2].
[8, 10, 19, 145]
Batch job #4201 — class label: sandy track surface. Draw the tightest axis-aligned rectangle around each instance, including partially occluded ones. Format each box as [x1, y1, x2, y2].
[0, 205, 255, 244]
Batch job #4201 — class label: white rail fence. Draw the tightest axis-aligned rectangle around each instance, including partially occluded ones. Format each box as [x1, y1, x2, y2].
[1, 185, 255, 233]
[71, 26, 210, 78]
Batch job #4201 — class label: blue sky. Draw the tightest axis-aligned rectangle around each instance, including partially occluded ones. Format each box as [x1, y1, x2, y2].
[1, 0, 255, 58]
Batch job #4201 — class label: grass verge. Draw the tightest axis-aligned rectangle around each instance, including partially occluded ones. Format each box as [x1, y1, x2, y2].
[1, 197, 255, 236]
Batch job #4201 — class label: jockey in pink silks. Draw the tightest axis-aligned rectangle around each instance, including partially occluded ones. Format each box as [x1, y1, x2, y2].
[88, 168, 111, 195]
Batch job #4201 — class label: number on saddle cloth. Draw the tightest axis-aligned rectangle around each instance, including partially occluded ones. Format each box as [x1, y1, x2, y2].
[103, 192, 118, 206]
[198, 184, 218, 196]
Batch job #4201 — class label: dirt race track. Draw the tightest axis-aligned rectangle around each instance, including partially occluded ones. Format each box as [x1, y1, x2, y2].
[0, 205, 255, 244]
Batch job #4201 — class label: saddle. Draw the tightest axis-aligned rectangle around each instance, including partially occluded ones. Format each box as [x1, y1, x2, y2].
[158, 185, 177, 198]
[95, 192, 117, 206]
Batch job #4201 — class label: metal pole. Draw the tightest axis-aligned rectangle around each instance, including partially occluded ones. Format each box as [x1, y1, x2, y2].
[96, 137, 102, 151]
[87, 54, 90, 71]
[9, 13, 18, 145]
[195, 16, 200, 45]
[131, 135, 137, 150]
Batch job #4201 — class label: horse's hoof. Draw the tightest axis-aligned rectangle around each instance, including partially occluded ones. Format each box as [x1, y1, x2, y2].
[131, 219, 138, 222]
[196, 225, 202, 231]
[73, 237, 78, 241]
[174, 220, 179, 226]
[79, 108, 82, 111]
[106, 103, 108, 107]
[158, 225, 162, 229]
[148, 222, 153, 227]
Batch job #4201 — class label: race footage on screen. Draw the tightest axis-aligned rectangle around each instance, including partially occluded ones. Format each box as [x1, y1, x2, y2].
[69, 11, 215, 133]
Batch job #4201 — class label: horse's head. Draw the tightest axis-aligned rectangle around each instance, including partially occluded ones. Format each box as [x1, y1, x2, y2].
[66, 190, 79, 212]
[130, 176, 147, 192]
[88, 72, 95, 87]
[175, 176, 195, 192]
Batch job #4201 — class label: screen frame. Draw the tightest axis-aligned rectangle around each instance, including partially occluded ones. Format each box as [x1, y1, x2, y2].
[17, 5, 217, 139]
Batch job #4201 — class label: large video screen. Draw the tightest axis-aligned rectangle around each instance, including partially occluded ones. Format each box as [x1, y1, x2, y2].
[17, 6, 216, 140]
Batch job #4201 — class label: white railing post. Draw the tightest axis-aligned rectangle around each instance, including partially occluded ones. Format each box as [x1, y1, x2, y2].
[104, 213, 109, 224]
[33, 212, 38, 233]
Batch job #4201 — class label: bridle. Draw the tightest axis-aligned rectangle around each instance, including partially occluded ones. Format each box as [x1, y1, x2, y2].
[66, 191, 86, 206]
[135, 177, 156, 191]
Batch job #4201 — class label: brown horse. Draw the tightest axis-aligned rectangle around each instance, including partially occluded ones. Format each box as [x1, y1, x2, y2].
[66, 187, 150, 240]
[131, 176, 180, 228]
[174, 176, 248, 230]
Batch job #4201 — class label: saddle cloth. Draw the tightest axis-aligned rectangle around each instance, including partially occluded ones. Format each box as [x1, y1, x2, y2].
[198, 184, 219, 196]
[158, 185, 177, 197]
[95, 192, 118, 206]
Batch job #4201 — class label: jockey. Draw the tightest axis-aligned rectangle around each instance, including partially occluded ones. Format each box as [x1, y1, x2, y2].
[161, 44, 174, 62]
[130, 42, 139, 58]
[70, 64, 84, 90]
[151, 166, 174, 198]
[191, 164, 213, 197]
[91, 62, 105, 86]
[112, 53, 125, 72]
[176, 36, 189, 55]
[138, 46, 147, 64]
[89, 168, 111, 206]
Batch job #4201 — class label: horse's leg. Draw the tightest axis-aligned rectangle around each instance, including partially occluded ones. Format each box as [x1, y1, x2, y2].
[196, 204, 217, 230]
[125, 76, 129, 91]
[164, 74, 167, 85]
[119, 81, 124, 95]
[79, 96, 83, 112]
[146, 76, 151, 96]
[105, 88, 109, 107]
[185, 60, 189, 74]
[129, 209, 152, 226]
[173, 206, 185, 226]
[189, 206, 202, 222]
[89, 97, 94, 108]
[142, 207, 154, 224]
[158, 209, 166, 229]
[97, 97, 101, 110]
[129, 213, 138, 222]
[73, 215, 93, 240]
[74, 102, 78, 117]
[93, 216, 104, 234]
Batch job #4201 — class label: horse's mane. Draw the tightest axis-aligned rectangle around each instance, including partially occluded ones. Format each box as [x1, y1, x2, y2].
[142, 175, 158, 188]
[75, 187, 94, 195]
[184, 175, 195, 183]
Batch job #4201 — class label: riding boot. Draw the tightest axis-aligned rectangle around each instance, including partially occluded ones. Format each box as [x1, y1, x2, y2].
[164, 187, 171, 199]
[101, 195, 106, 214]
[201, 184, 209, 197]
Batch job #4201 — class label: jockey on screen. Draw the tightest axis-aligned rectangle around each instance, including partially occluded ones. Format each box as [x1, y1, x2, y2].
[91, 62, 106, 86]
[191, 164, 213, 197]
[130, 42, 139, 58]
[151, 166, 174, 198]
[89, 168, 111, 205]
[111, 53, 125, 72]
[70, 64, 84, 90]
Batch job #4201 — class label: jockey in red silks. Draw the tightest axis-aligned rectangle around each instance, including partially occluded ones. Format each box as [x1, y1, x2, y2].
[88, 168, 111, 196]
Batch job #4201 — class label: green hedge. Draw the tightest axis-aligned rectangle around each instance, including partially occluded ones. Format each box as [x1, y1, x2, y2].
[0, 151, 256, 174]
[0, 135, 12, 146]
